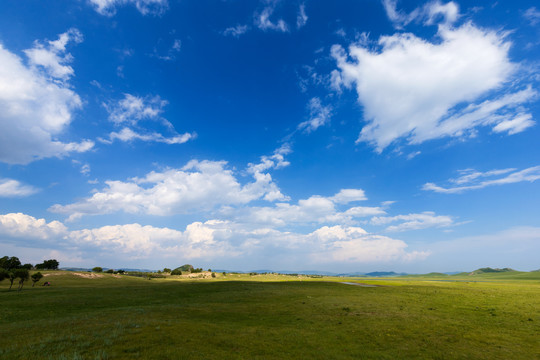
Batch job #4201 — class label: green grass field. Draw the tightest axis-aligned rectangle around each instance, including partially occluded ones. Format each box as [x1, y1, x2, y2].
[1, 271, 539, 359]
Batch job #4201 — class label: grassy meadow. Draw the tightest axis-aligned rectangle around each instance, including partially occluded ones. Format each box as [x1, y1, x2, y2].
[1, 271, 539, 359]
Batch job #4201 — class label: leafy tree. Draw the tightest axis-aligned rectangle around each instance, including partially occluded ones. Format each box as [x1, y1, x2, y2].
[211, 272, 216, 278]
[117, 269, 125, 274]
[0, 268, 8, 282]
[163, 268, 171, 273]
[31, 272, 43, 287]
[35, 259, 59, 270]
[21, 263, 33, 270]
[105, 269, 114, 274]
[92, 267, 103, 273]
[14, 269, 29, 291]
[0, 256, 21, 270]
[171, 268, 182, 275]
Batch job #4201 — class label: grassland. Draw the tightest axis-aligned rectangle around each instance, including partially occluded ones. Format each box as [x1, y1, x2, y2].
[1, 271, 539, 359]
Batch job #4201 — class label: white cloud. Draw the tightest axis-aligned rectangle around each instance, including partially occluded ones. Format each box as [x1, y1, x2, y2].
[80, 164, 91, 176]
[0, 211, 428, 267]
[371, 211, 454, 232]
[0, 179, 39, 197]
[50, 159, 288, 220]
[230, 189, 384, 228]
[382, 0, 459, 29]
[102, 94, 194, 146]
[297, 4, 308, 29]
[70, 223, 182, 256]
[332, 14, 535, 151]
[0, 213, 67, 241]
[0, 31, 94, 165]
[492, 113, 535, 135]
[89, 0, 168, 16]
[308, 225, 429, 263]
[524, 7, 540, 26]
[24, 28, 83, 81]
[330, 189, 367, 204]
[223, 25, 249, 38]
[104, 127, 195, 145]
[297, 97, 332, 133]
[105, 94, 167, 125]
[422, 166, 540, 194]
[255, 2, 289, 32]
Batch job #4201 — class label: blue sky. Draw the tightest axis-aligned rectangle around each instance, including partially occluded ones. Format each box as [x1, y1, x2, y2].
[0, 0, 539, 272]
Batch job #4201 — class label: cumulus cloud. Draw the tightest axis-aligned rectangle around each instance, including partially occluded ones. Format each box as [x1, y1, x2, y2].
[89, 0, 168, 16]
[371, 211, 454, 232]
[0, 178, 39, 197]
[422, 166, 540, 194]
[297, 98, 332, 133]
[0, 213, 67, 242]
[24, 28, 83, 80]
[50, 159, 288, 220]
[332, 5, 536, 152]
[0, 211, 429, 267]
[0, 30, 94, 164]
[308, 225, 430, 263]
[229, 189, 385, 228]
[330, 189, 367, 204]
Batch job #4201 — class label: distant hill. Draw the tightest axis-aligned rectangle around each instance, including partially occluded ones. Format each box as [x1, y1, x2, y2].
[365, 271, 407, 277]
[469, 267, 515, 275]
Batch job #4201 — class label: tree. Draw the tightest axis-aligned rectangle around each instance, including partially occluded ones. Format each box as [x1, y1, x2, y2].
[171, 268, 182, 275]
[163, 268, 171, 273]
[14, 269, 29, 291]
[35, 259, 59, 270]
[0, 256, 21, 270]
[0, 268, 8, 282]
[31, 272, 43, 287]
[92, 267, 103, 273]
[106, 269, 114, 274]
[21, 263, 33, 270]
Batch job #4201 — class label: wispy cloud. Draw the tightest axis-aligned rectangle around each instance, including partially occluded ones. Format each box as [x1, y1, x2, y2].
[223, 25, 250, 38]
[371, 211, 455, 232]
[104, 127, 195, 145]
[523, 7, 540, 26]
[297, 98, 332, 133]
[0, 179, 39, 197]
[255, 2, 289, 32]
[297, 3, 308, 29]
[89, 0, 168, 16]
[422, 166, 540, 194]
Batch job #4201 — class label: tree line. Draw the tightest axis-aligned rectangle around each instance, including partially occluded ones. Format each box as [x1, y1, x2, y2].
[0, 256, 59, 291]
